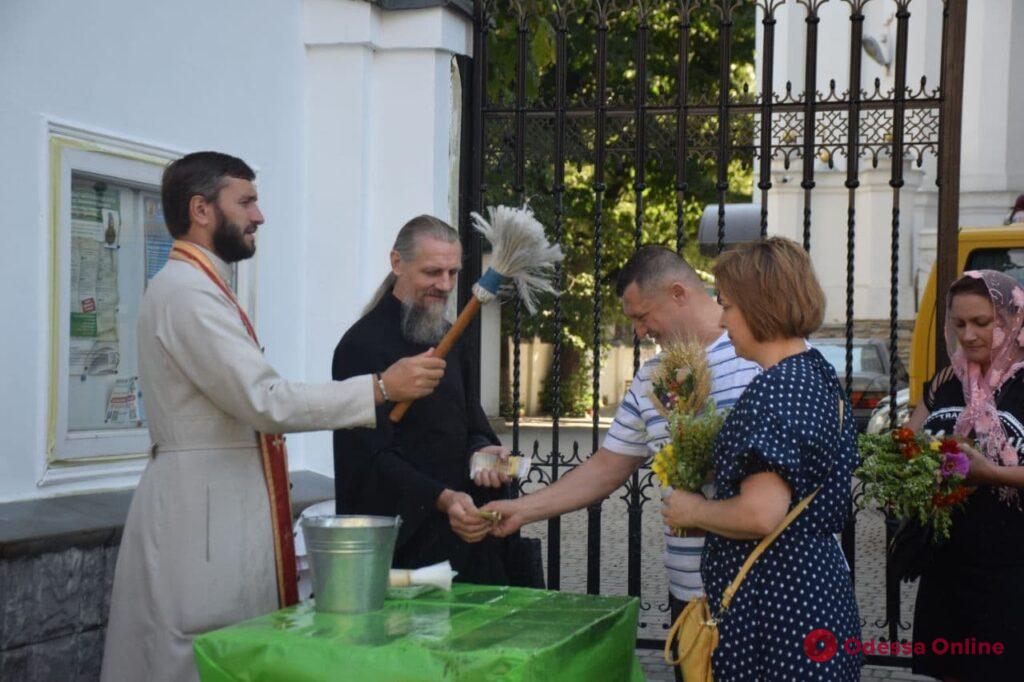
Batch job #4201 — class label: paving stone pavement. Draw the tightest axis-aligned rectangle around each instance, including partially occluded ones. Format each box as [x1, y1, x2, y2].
[510, 424, 925, 680]
[634, 648, 934, 681]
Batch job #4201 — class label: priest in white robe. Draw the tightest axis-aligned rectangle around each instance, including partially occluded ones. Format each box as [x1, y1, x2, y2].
[101, 151, 444, 682]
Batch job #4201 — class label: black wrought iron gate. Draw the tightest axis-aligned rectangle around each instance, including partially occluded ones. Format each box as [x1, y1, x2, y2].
[457, 0, 967, 666]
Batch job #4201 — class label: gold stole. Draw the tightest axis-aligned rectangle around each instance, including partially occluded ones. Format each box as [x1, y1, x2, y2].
[168, 240, 299, 608]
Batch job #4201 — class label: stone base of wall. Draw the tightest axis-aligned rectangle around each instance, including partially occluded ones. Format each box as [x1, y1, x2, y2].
[0, 470, 335, 681]
[0, 629, 105, 681]
[0, 542, 117, 681]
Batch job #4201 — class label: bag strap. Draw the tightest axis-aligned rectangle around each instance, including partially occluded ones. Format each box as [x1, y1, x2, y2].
[718, 396, 844, 615]
[663, 605, 688, 665]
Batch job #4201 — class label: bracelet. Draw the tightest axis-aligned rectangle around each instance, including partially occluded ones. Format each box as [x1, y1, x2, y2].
[375, 373, 391, 402]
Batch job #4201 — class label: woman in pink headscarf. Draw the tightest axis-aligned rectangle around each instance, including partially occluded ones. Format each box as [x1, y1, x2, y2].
[907, 270, 1024, 681]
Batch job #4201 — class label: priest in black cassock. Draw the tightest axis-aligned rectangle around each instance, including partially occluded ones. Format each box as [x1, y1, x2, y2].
[332, 215, 511, 585]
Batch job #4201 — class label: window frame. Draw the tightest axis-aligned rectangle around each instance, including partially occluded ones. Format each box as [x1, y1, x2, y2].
[44, 126, 257, 481]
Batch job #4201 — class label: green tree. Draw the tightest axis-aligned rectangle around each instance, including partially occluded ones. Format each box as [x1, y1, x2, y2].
[483, 2, 756, 418]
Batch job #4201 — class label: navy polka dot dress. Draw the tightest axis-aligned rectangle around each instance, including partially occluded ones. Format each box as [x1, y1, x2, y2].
[701, 349, 862, 681]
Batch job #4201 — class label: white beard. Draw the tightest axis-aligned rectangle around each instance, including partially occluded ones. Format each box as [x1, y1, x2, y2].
[400, 299, 450, 345]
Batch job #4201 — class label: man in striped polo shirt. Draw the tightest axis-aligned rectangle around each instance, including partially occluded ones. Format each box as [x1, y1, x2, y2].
[484, 246, 759, 679]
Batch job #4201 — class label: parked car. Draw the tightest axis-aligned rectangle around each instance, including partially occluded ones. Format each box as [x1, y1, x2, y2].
[865, 387, 911, 435]
[809, 338, 908, 432]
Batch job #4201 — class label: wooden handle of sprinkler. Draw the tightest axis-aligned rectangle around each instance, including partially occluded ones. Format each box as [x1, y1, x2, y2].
[389, 296, 483, 422]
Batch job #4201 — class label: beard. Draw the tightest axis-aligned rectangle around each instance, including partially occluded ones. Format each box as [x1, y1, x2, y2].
[400, 296, 451, 346]
[211, 205, 256, 263]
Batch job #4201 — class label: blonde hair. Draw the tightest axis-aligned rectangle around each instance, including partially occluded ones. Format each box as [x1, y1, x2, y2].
[712, 237, 825, 342]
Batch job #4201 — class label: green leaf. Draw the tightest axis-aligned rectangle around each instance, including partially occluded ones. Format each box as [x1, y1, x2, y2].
[530, 19, 556, 72]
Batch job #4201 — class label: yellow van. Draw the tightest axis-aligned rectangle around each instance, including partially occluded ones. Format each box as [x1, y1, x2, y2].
[909, 224, 1024, 406]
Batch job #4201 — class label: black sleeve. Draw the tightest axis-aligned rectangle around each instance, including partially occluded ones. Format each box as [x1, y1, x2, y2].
[332, 331, 446, 538]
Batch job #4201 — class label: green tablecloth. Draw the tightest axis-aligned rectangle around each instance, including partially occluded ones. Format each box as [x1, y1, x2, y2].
[193, 584, 644, 681]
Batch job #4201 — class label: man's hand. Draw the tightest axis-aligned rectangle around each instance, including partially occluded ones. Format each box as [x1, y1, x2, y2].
[472, 445, 511, 488]
[437, 489, 491, 543]
[379, 349, 445, 403]
[481, 499, 530, 538]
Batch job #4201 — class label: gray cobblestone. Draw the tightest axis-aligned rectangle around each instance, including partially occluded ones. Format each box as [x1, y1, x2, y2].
[861, 665, 934, 681]
[636, 654, 933, 682]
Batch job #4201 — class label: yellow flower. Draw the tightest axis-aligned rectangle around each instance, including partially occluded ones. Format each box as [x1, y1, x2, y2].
[652, 444, 674, 488]
[929, 440, 941, 452]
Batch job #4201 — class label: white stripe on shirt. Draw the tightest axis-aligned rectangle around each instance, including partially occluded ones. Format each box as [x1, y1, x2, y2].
[603, 331, 760, 600]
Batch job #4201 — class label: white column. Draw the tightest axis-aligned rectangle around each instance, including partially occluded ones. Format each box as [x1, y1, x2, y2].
[298, 0, 471, 475]
[1006, 1, 1024, 193]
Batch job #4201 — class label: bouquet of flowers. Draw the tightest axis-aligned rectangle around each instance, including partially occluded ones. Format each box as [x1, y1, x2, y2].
[857, 427, 974, 541]
[650, 341, 726, 504]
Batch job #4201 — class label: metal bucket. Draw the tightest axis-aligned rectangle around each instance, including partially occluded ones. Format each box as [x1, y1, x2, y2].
[300, 515, 402, 614]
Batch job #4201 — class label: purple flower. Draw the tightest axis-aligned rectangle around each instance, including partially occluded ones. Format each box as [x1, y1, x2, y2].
[940, 450, 970, 479]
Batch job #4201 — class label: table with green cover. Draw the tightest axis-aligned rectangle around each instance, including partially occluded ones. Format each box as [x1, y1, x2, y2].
[193, 584, 644, 681]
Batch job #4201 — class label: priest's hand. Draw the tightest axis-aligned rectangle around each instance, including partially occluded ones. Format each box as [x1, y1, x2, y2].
[472, 445, 511, 488]
[437, 489, 490, 543]
[379, 349, 446, 403]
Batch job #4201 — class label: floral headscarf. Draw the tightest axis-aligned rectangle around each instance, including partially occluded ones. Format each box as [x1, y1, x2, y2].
[945, 270, 1024, 502]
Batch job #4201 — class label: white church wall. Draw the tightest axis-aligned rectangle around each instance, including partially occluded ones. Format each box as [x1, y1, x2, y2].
[0, 0, 472, 501]
[0, 0, 307, 502]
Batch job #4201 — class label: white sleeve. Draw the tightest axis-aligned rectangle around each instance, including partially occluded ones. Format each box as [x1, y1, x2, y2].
[157, 285, 376, 434]
[602, 387, 651, 457]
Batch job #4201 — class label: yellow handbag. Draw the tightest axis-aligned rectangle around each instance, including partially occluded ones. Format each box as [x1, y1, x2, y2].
[663, 401, 842, 681]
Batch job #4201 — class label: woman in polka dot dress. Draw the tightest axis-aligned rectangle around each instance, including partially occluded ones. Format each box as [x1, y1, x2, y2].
[662, 237, 862, 681]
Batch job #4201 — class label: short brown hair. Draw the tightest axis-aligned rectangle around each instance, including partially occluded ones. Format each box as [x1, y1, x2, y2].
[615, 245, 702, 297]
[712, 237, 825, 342]
[161, 151, 255, 238]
